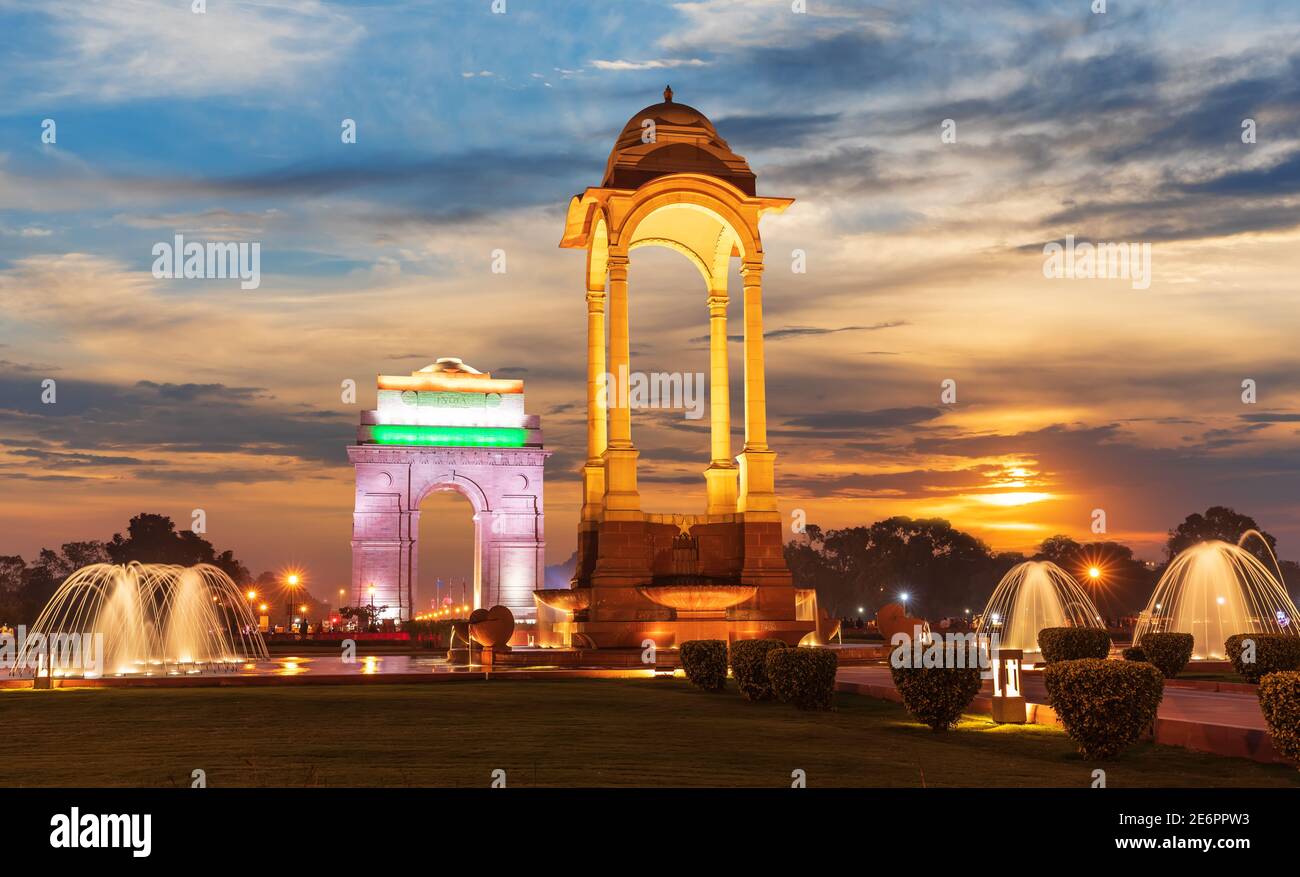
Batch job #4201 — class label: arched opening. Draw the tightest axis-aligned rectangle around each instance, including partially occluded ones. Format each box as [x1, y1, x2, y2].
[624, 245, 719, 515]
[613, 196, 752, 517]
[415, 489, 478, 615]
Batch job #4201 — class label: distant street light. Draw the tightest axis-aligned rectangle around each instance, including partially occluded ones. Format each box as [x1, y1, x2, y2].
[284, 572, 303, 630]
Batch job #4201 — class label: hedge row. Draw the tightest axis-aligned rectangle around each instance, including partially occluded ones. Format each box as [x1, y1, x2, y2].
[680, 639, 838, 710]
[1227, 634, 1300, 683]
[890, 664, 982, 732]
[730, 639, 787, 700]
[1043, 659, 1164, 759]
[1138, 632, 1194, 678]
[1037, 627, 1111, 662]
[680, 640, 728, 691]
[1259, 671, 1300, 765]
[766, 647, 838, 710]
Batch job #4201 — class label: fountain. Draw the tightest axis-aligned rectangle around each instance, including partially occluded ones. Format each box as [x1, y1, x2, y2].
[976, 561, 1106, 663]
[1133, 533, 1299, 660]
[17, 562, 268, 678]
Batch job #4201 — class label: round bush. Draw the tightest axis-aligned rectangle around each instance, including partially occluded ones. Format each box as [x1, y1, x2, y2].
[1258, 671, 1300, 766]
[680, 639, 727, 691]
[1042, 658, 1164, 759]
[1037, 627, 1112, 663]
[730, 639, 787, 701]
[1226, 633, 1300, 683]
[889, 664, 981, 732]
[1122, 646, 1146, 662]
[1138, 632, 1194, 678]
[765, 647, 838, 710]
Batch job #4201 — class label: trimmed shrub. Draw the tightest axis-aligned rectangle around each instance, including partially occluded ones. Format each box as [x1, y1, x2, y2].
[730, 639, 787, 701]
[1043, 658, 1164, 759]
[1138, 632, 1194, 678]
[1226, 633, 1300, 683]
[889, 664, 981, 732]
[1258, 671, 1300, 765]
[766, 647, 838, 710]
[1037, 627, 1112, 663]
[1122, 647, 1146, 662]
[680, 639, 727, 691]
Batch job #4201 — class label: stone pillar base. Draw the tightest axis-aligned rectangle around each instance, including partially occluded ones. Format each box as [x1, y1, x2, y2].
[737, 448, 778, 515]
[602, 446, 641, 519]
[579, 459, 606, 522]
[703, 462, 738, 515]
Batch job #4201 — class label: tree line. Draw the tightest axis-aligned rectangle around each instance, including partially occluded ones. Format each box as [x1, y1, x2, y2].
[0, 513, 257, 626]
[785, 506, 1300, 621]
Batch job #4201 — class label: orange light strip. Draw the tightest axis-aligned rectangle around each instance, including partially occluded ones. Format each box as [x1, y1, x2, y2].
[377, 374, 524, 394]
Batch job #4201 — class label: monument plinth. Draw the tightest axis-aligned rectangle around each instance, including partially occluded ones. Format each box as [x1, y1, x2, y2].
[539, 88, 814, 649]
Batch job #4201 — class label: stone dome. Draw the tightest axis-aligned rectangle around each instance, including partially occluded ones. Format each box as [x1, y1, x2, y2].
[601, 86, 757, 195]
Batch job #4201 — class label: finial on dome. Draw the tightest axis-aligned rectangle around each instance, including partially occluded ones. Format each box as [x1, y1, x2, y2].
[663, 84, 673, 103]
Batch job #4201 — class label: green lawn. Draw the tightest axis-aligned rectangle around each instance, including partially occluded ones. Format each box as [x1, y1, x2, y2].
[2, 679, 1296, 787]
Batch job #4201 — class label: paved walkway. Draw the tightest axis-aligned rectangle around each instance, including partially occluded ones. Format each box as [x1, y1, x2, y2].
[836, 666, 1284, 763]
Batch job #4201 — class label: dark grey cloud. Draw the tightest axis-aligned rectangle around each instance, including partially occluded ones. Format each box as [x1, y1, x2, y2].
[0, 366, 350, 473]
[1241, 411, 1300, 423]
[712, 112, 842, 149]
[1181, 150, 1300, 197]
[688, 322, 906, 344]
[783, 406, 944, 431]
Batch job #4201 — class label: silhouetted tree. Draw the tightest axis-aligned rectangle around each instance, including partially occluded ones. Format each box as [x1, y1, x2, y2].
[106, 513, 250, 584]
[786, 517, 1000, 618]
[1166, 506, 1276, 564]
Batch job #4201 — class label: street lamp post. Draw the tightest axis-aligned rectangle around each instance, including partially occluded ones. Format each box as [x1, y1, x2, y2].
[284, 573, 300, 632]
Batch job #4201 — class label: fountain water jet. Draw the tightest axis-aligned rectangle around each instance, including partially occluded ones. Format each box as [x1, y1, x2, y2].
[976, 561, 1106, 664]
[18, 562, 268, 677]
[1133, 537, 1298, 660]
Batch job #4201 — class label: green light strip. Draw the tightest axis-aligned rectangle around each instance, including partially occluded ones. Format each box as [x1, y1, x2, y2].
[371, 425, 527, 448]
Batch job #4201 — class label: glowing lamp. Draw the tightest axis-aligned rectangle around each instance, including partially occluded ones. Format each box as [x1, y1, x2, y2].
[991, 648, 1026, 724]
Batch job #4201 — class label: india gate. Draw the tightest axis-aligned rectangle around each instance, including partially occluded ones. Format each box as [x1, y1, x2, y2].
[348, 358, 549, 624]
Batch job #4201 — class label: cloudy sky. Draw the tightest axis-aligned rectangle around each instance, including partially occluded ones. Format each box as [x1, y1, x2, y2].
[2, 0, 1299, 599]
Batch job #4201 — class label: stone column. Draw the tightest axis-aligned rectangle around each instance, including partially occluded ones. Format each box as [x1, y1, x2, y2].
[737, 260, 778, 517]
[703, 285, 737, 514]
[602, 253, 640, 518]
[581, 281, 608, 522]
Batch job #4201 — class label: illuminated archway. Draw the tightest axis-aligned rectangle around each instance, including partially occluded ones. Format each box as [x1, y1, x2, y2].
[347, 359, 550, 623]
[556, 88, 809, 648]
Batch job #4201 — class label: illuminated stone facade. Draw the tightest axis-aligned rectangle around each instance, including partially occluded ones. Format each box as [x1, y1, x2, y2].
[348, 359, 549, 622]
[544, 88, 813, 648]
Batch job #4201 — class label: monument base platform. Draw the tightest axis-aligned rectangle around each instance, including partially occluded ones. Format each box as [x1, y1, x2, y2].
[538, 618, 814, 650]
